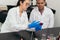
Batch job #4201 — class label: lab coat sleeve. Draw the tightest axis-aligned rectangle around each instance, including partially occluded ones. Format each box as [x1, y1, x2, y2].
[6, 9, 28, 31]
[29, 10, 35, 23]
[48, 10, 54, 28]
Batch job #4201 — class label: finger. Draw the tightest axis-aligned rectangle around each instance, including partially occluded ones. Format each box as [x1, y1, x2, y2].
[35, 21, 40, 24]
[33, 20, 37, 23]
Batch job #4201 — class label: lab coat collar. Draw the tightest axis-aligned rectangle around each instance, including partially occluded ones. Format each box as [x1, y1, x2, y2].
[37, 6, 46, 15]
[17, 6, 20, 16]
[16, 6, 26, 16]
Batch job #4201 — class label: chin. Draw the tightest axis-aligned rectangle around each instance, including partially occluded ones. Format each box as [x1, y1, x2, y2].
[39, 8, 43, 10]
[24, 9, 27, 11]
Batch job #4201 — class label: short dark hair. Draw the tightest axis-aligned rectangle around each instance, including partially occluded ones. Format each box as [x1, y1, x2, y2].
[36, 0, 46, 2]
[44, 0, 45, 1]
[17, 0, 25, 6]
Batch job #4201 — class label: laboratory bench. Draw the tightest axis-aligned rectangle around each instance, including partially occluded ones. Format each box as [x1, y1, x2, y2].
[0, 27, 60, 40]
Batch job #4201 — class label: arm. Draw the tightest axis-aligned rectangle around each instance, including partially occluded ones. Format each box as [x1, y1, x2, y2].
[48, 10, 54, 28]
[6, 9, 28, 31]
[29, 10, 35, 23]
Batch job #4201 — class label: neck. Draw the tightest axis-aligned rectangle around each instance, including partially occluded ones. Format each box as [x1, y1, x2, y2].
[19, 6, 23, 16]
[20, 6, 23, 13]
[39, 8, 44, 15]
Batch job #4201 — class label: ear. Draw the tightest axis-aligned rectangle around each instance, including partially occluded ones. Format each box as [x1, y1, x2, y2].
[20, 1, 23, 5]
[45, 2, 47, 6]
[44, 2, 47, 6]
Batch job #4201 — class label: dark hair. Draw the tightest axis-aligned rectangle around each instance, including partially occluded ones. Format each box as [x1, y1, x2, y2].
[17, 0, 25, 6]
[36, 0, 46, 1]
[44, 0, 45, 1]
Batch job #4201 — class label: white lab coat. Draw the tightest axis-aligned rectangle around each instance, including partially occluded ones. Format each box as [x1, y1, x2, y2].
[1, 6, 29, 33]
[30, 6, 54, 29]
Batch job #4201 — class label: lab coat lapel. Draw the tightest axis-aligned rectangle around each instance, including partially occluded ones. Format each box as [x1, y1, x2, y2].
[36, 7, 46, 23]
[16, 7, 25, 24]
[16, 6, 22, 24]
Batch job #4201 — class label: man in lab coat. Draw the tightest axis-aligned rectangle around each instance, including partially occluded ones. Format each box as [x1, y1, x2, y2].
[29, 0, 54, 40]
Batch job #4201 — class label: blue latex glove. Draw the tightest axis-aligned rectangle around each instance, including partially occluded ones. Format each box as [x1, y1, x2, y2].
[28, 21, 40, 28]
[35, 24, 42, 31]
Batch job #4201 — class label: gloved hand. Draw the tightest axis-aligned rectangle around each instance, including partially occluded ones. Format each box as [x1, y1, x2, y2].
[35, 24, 42, 31]
[28, 21, 40, 28]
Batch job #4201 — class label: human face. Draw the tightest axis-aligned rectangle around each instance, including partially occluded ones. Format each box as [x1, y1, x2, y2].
[20, 0, 30, 11]
[36, 0, 45, 10]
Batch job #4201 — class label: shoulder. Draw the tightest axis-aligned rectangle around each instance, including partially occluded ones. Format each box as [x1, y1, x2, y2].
[31, 7, 38, 15]
[32, 7, 38, 12]
[8, 6, 19, 15]
[8, 7, 18, 12]
[45, 6, 53, 12]
[45, 6, 53, 14]
[45, 6, 54, 17]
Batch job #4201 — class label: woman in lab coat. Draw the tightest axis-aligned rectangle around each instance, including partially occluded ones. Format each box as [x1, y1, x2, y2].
[29, 0, 54, 40]
[1, 0, 30, 33]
